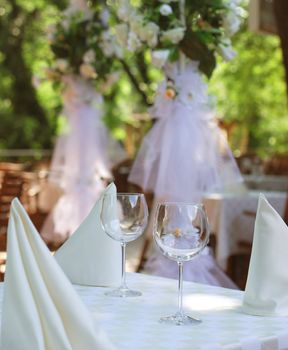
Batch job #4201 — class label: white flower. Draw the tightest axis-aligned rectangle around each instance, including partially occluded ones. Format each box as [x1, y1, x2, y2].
[161, 27, 185, 44]
[101, 42, 115, 57]
[64, 0, 92, 20]
[223, 12, 241, 36]
[159, 4, 173, 16]
[115, 23, 129, 46]
[83, 49, 95, 64]
[138, 22, 159, 47]
[112, 34, 124, 58]
[100, 8, 110, 25]
[117, 2, 134, 22]
[113, 44, 123, 58]
[225, 0, 242, 6]
[99, 30, 119, 57]
[223, 0, 243, 36]
[55, 58, 69, 72]
[130, 15, 145, 36]
[127, 31, 142, 52]
[218, 40, 237, 61]
[79, 63, 97, 79]
[151, 50, 170, 68]
[101, 30, 111, 42]
[68, 0, 90, 12]
[159, 0, 178, 2]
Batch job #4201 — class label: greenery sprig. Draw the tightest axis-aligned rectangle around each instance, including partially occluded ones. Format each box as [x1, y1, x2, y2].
[114, 0, 244, 77]
[47, 1, 122, 87]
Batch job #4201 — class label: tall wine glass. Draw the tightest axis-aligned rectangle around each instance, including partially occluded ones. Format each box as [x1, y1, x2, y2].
[101, 193, 148, 297]
[153, 202, 209, 325]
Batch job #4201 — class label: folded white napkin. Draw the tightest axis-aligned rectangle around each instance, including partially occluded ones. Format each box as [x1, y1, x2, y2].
[242, 194, 288, 316]
[0, 198, 115, 350]
[54, 183, 121, 287]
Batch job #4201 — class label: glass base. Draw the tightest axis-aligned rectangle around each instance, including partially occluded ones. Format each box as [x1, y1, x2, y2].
[159, 312, 201, 326]
[105, 287, 142, 298]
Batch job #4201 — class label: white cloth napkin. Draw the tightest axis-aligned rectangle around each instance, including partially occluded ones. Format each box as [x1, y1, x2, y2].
[54, 183, 121, 286]
[242, 194, 288, 316]
[0, 198, 115, 350]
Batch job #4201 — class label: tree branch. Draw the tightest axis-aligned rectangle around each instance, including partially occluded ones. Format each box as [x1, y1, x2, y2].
[274, 0, 288, 96]
[120, 59, 151, 107]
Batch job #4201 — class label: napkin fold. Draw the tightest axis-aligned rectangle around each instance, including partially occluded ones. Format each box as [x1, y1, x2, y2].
[243, 194, 288, 316]
[54, 183, 121, 286]
[0, 198, 115, 350]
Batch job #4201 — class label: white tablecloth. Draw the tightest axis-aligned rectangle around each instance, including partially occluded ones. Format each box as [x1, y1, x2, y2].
[203, 191, 287, 270]
[1, 273, 287, 350]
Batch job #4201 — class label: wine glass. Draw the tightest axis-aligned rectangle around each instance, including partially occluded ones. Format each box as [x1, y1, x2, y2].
[153, 202, 209, 325]
[101, 193, 148, 297]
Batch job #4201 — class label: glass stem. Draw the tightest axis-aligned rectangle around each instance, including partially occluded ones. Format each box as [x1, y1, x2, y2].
[177, 261, 184, 316]
[120, 242, 128, 290]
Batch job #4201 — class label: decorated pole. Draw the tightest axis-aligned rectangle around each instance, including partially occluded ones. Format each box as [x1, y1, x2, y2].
[113, 0, 244, 287]
[41, 1, 125, 244]
[179, 0, 186, 73]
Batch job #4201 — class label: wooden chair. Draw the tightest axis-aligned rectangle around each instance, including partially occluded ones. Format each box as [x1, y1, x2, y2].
[0, 162, 24, 172]
[0, 171, 24, 280]
[111, 159, 142, 193]
[264, 154, 288, 175]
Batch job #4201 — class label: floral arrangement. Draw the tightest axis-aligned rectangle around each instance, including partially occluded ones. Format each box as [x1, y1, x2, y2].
[114, 0, 244, 77]
[46, 1, 122, 86]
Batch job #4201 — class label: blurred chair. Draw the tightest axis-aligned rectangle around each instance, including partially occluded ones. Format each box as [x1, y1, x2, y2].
[112, 159, 141, 193]
[264, 154, 288, 175]
[0, 171, 24, 281]
[0, 162, 24, 172]
[0, 172, 24, 230]
[235, 153, 263, 175]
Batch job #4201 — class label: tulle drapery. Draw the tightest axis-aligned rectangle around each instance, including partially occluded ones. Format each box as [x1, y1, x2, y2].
[41, 76, 125, 244]
[129, 61, 242, 288]
[129, 61, 243, 203]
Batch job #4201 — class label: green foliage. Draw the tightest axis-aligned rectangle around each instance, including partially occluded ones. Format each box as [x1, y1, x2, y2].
[0, 0, 65, 149]
[114, 0, 243, 77]
[210, 28, 288, 157]
[49, 3, 119, 83]
[0, 0, 287, 160]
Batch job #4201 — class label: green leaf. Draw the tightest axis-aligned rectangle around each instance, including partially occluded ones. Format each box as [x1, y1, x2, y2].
[180, 29, 216, 78]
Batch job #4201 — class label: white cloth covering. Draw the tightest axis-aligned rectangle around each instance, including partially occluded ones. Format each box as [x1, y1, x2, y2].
[41, 75, 125, 244]
[0, 198, 115, 350]
[129, 61, 242, 289]
[129, 61, 243, 202]
[129, 61, 243, 288]
[1, 273, 287, 350]
[143, 196, 237, 289]
[144, 247, 237, 289]
[54, 183, 121, 287]
[243, 194, 288, 316]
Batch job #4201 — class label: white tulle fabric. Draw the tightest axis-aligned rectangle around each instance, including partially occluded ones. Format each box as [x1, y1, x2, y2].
[41, 76, 125, 242]
[129, 61, 243, 202]
[130, 60, 242, 289]
[144, 248, 237, 289]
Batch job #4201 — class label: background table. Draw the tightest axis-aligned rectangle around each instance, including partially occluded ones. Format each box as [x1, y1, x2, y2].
[203, 190, 287, 270]
[244, 175, 288, 192]
[1, 273, 287, 350]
